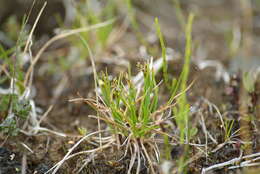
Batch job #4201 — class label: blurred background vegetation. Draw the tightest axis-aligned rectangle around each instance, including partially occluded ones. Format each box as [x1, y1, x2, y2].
[0, 0, 260, 65]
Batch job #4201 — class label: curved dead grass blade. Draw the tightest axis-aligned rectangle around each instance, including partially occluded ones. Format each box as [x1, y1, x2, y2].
[24, 19, 115, 86]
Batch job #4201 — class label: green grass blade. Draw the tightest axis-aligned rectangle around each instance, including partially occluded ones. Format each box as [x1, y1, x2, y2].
[154, 17, 169, 88]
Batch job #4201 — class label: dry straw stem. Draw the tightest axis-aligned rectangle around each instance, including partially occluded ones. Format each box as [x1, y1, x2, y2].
[23, 1, 47, 89]
[23, 1, 46, 55]
[24, 19, 114, 86]
[201, 151, 260, 174]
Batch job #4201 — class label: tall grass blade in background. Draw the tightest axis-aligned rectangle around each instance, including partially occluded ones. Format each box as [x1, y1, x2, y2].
[154, 17, 173, 159]
[172, 13, 194, 173]
[155, 17, 169, 88]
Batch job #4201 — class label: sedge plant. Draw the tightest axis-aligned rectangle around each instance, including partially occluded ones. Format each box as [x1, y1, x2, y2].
[0, 15, 31, 136]
[83, 61, 177, 174]
[1, 2, 66, 137]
